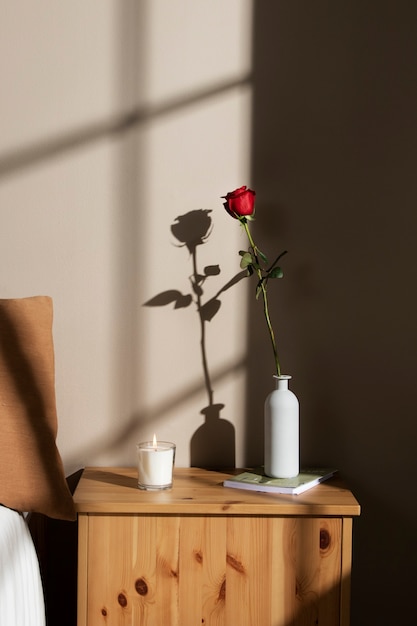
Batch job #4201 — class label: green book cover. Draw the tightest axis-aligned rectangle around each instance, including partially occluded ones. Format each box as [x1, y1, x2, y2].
[223, 468, 337, 495]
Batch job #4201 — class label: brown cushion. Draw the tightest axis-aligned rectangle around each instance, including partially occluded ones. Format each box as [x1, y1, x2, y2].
[0, 296, 76, 520]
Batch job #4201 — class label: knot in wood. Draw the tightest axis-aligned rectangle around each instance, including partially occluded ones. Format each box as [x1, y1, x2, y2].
[135, 578, 148, 596]
[222, 500, 242, 511]
[218, 578, 226, 602]
[117, 593, 128, 608]
[320, 528, 331, 550]
[194, 550, 203, 564]
[226, 553, 246, 575]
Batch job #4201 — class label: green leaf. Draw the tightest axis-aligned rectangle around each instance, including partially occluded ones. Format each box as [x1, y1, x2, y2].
[240, 252, 253, 269]
[257, 248, 269, 265]
[268, 266, 284, 279]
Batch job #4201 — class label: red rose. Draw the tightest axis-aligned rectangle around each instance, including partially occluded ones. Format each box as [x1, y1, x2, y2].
[222, 186, 256, 219]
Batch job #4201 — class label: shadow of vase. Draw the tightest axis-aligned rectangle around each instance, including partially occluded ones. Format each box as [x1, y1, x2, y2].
[190, 403, 236, 469]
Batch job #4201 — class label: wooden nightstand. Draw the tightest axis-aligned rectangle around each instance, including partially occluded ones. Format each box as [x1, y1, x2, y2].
[74, 467, 360, 626]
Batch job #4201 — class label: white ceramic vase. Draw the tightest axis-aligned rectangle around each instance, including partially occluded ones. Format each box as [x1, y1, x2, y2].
[264, 375, 299, 478]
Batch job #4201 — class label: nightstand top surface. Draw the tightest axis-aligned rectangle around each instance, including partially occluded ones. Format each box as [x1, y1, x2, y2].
[73, 467, 360, 517]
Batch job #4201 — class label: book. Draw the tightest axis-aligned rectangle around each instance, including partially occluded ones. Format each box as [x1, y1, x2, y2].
[223, 468, 337, 495]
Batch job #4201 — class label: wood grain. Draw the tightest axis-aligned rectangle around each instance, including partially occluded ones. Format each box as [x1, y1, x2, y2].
[74, 467, 360, 626]
[74, 467, 360, 516]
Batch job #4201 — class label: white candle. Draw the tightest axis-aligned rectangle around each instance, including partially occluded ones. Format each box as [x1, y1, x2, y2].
[137, 437, 176, 490]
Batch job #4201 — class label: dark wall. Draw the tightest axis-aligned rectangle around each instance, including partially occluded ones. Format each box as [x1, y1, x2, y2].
[248, 2, 417, 625]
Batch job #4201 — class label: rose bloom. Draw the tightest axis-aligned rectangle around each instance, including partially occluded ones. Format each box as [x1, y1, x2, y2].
[222, 186, 256, 219]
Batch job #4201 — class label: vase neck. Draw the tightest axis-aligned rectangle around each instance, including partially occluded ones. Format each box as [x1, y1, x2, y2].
[273, 374, 291, 390]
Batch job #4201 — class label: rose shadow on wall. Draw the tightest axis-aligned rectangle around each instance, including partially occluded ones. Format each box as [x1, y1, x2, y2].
[144, 209, 246, 469]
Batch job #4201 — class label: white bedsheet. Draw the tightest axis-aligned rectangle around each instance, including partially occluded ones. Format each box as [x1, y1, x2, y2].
[0, 505, 45, 626]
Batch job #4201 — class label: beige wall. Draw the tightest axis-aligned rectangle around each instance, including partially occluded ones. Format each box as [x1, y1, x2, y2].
[0, 0, 254, 471]
[2, 2, 417, 625]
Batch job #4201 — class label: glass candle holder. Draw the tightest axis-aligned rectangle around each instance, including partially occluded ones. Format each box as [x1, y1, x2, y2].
[136, 441, 176, 490]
